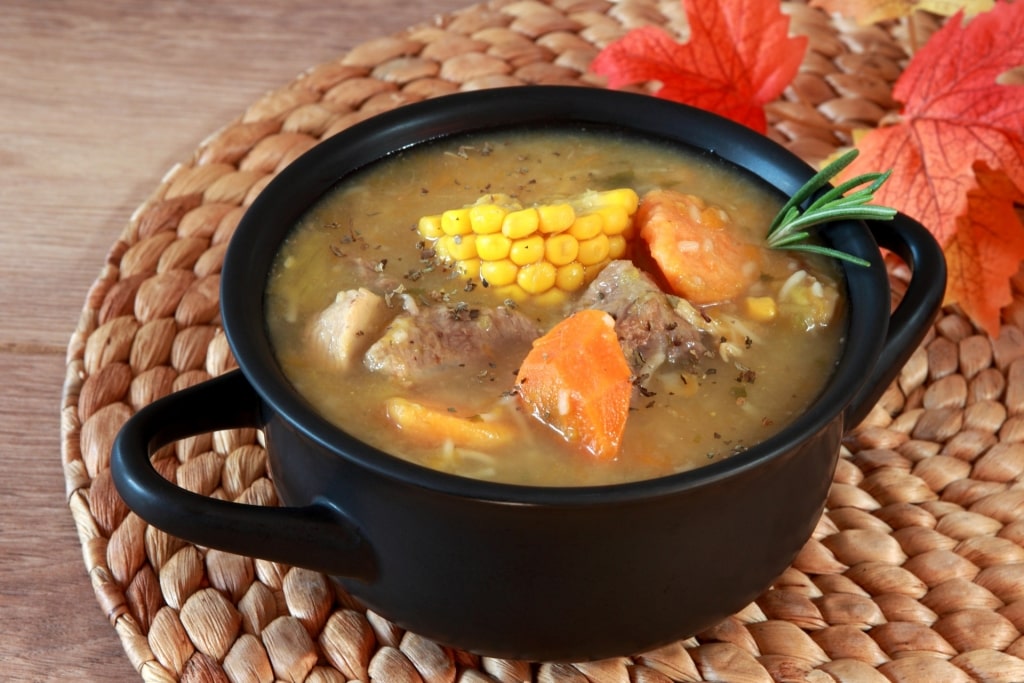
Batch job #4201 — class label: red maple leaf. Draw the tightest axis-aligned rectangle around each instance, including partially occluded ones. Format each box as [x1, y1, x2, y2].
[843, 1, 1024, 334]
[590, 0, 807, 134]
[943, 166, 1024, 336]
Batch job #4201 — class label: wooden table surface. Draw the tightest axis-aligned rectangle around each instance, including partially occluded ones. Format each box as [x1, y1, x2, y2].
[0, 2, 470, 680]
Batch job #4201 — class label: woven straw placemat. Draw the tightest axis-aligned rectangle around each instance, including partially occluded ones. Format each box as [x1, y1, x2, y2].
[61, 0, 1024, 681]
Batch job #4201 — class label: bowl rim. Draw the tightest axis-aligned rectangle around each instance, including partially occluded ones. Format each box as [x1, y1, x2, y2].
[222, 85, 890, 505]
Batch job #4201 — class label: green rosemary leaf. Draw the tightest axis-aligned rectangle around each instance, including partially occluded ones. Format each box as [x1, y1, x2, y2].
[766, 149, 896, 266]
[774, 204, 897, 234]
[779, 243, 872, 267]
[768, 149, 860, 235]
[805, 172, 889, 212]
[768, 231, 810, 247]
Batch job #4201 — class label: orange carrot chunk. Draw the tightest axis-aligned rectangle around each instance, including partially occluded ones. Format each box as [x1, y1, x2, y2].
[385, 397, 514, 450]
[638, 189, 763, 304]
[515, 309, 632, 460]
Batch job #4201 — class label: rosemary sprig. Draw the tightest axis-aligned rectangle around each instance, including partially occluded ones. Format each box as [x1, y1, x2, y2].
[766, 149, 896, 267]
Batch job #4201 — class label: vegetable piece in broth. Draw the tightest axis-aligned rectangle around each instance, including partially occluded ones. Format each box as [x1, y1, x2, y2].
[417, 188, 639, 302]
[637, 189, 764, 304]
[385, 397, 515, 450]
[516, 309, 633, 461]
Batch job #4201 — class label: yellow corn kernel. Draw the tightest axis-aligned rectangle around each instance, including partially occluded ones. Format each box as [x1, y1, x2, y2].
[555, 262, 585, 292]
[544, 233, 579, 266]
[745, 296, 778, 322]
[568, 213, 604, 240]
[533, 287, 568, 308]
[509, 235, 545, 266]
[493, 284, 527, 304]
[537, 203, 576, 234]
[480, 259, 518, 287]
[418, 214, 444, 239]
[441, 208, 473, 236]
[577, 234, 610, 266]
[455, 258, 481, 280]
[469, 204, 506, 234]
[434, 235, 451, 260]
[476, 233, 512, 261]
[598, 206, 631, 236]
[572, 188, 639, 215]
[438, 233, 477, 262]
[600, 188, 640, 214]
[607, 234, 628, 260]
[502, 208, 540, 239]
[516, 261, 557, 295]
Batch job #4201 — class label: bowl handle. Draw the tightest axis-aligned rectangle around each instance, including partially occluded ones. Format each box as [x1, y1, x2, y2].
[844, 212, 947, 427]
[111, 369, 377, 580]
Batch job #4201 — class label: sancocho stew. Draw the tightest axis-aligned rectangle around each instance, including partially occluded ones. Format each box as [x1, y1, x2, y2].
[264, 126, 847, 486]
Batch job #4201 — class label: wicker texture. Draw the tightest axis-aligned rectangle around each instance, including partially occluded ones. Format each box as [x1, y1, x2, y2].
[60, 0, 1024, 681]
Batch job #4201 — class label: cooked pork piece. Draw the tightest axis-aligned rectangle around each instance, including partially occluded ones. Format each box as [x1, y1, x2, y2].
[365, 304, 540, 385]
[577, 260, 710, 379]
[307, 288, 396, 372]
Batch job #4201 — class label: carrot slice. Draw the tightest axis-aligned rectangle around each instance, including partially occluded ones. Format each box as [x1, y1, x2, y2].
[385, 397, 514, 450]
[515, 309, 632, 460]
[638, 189, 763, 304]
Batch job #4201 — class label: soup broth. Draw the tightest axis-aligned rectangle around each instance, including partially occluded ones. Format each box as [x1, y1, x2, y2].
[265, 126, 846, 486]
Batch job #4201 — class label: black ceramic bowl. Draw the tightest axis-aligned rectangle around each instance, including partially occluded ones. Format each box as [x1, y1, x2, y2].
[113, 86, 945, 661]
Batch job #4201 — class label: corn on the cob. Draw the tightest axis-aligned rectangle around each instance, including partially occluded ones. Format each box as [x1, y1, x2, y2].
[418, 188, 639, 301]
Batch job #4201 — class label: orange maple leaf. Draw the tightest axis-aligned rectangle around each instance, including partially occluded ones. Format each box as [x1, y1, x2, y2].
[810, 0, 993, 26]
[943, 166, 1024, 336]
[843, 1, 1024, 334]
[590, 0, 807, 134]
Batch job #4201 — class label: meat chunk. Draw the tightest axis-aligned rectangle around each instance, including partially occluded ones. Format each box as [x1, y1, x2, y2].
[365, 304, 540, 385]
[577, 260, 710, 379]
[307, 288, 396, 372]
